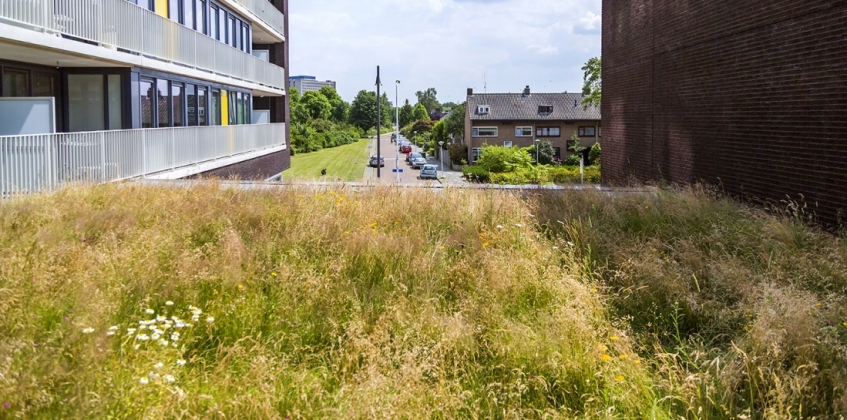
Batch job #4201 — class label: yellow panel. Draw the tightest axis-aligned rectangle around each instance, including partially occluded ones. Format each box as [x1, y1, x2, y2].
[155, 0, 168, 18]
[221, 90, 229, 126]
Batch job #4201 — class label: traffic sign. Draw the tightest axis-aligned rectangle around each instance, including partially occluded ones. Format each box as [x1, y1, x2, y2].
[392, 169, 404, 173]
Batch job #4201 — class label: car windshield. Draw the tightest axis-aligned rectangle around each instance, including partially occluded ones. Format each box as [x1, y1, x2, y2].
[410, 153, 422, 159]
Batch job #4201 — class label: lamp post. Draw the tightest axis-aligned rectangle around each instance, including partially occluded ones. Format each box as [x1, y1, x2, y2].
[534, 139, 541, 165]
[438, 141, 445, 175]
[413, 131, 417, 149]
[395, 80, 400, 141]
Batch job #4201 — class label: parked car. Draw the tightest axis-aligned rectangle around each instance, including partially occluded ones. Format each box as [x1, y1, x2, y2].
[369, 156, 385, 167]
[406, 152, 422, 164]
[400, 144, 412, 153]
[410, 156, 427, 169]
[419, 164, 438, 179]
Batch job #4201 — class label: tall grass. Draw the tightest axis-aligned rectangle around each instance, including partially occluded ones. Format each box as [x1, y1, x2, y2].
[535, 186, 847, 418]
[0, 184, 666, 418]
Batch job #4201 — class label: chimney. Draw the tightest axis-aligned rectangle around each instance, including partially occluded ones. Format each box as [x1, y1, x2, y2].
[523, 85, 531, 97]
[467, 88, 473, 97]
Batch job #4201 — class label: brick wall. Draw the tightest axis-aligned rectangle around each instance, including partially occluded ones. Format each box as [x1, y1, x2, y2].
[196, 150, 289, 180]
[603, 0, 847, 226]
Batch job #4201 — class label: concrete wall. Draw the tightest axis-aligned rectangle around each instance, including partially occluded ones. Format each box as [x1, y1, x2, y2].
[196, 150, 289, 180]
[602, 0, 847, 225]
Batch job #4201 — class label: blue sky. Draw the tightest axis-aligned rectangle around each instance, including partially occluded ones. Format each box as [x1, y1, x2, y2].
[288, 0, 601, 105]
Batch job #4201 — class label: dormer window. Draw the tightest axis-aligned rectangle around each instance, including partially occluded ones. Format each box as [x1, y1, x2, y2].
[538, 105, 553, 115]
[477, 105, 490, 114]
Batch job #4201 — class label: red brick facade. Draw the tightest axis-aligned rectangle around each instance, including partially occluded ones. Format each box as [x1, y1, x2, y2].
[602, 0, 847, 225]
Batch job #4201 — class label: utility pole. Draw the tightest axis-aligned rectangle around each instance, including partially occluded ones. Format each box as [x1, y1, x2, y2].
[375, 66, 381, 178]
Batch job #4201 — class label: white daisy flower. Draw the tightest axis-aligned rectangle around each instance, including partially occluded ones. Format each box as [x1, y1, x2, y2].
[127, 328, 137, 334]
[206, 317, 215, 323]
[137, 334, 150, 341]
[159, 340, 169, 347]
[108, 326, 119, 331]
[165, 301, 174, 306]
[164, 375, 176, 383]
[106, 331, 115, 336]
[151, 333, 161, 340]
[156, 315, 166, 322]
[176, 359, 187, 366]
[145, 309, 155, 315]
[82, 327, 95, 334]
[154, 362, 164, 369]
[148, 372, 159, 379]
[139, 377, 149, 385]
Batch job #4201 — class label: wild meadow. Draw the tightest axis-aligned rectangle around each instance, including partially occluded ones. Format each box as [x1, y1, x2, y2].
[0, 183, 844, 418]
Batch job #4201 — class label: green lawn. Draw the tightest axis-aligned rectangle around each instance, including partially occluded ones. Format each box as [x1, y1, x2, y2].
[283, 138, 370, 182]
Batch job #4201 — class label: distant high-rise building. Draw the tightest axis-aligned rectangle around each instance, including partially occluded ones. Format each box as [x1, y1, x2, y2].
[289, 76, 336, 93]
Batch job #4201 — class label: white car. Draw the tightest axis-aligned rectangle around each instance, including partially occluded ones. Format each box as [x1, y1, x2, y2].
[419, 164, 438, 179]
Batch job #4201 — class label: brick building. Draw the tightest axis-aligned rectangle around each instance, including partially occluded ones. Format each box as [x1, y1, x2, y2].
[602, 0, 847, 225]
[464, 86, 601, 164]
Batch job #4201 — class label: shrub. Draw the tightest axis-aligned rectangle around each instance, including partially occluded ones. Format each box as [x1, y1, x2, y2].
[448, 143, 468, 165]
[588, 142, 601, 165]
[462, 165, 490, 182]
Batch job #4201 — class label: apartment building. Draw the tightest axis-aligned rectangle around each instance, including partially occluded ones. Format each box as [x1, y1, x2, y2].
[464, 86, 601, 164]
[0, 0, 290, 195]
[288, 75, 336, 93]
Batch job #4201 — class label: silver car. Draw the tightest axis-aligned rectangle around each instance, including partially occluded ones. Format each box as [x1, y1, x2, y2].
[419, 164, 438, 179]
[410, 156, 427, 169]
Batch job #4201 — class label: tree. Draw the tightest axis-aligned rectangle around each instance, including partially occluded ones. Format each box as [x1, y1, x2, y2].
[412, 103, 430, 121]
[301, 90, 332, 120]
[530, 141, 555, 165]
[399, 99, 414, 128]
[431, 120, 449, 157]
[588, 142, 601, 165]
[289, 86, 301, 104]
[415, 88, 440, 113]
[581, 57, 601, 110]
[379, 93, 393, 129]
[318, 86, 349, 123]
[441, 101, 458, 111]
[348, 90, 378, 132]
[443, 103, 465, 143]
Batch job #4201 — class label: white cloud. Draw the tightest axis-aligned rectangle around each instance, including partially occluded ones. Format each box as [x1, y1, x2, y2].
[289, 0, 601, 104]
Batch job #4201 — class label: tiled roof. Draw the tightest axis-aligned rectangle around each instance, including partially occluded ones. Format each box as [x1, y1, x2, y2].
[467, 92, 600, 121]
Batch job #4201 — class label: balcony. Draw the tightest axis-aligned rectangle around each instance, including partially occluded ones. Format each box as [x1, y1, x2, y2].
[224, 0, 285, 42]
[0, 0, 286, 91]
[1, 123, 287, 197]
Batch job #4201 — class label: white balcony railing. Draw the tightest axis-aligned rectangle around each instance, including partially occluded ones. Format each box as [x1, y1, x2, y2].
[229, 0, 285, 37]
[0, 0, 286, 91]
[1, 123, 286, 197]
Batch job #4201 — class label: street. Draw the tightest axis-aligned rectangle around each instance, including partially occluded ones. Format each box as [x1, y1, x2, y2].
[363, 132, 466, 186]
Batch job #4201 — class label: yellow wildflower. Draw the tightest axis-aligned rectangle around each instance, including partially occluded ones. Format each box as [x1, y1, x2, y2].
[615, 375, 625, 382]
[238, 284, 244, 290]
[634, 360, 641, 365]
[601, 354, 612, 361]
[271, 272, 278, 277]
[610, 336, 620, 341]
[619, 354, 629, 360]
[482, 242, 489, 247]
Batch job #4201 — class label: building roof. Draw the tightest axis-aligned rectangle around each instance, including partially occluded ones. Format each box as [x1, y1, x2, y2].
[467, 91, 600, 121]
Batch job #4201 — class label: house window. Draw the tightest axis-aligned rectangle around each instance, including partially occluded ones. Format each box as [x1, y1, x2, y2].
[503, 141, 513, 148]
[515, 126, 532, 137]
[140, 79, 153, 128]
[172, 83, 184, 127]
[157, 79, 170, 127]
[210, 5, 219, 40]
[553, 147, 562, 161]
[472, 127, 497, 137]
[538, 105, 553, 114]
[196, 0, 206, 34]
[2, 68, 30, 97]
[536, 127, 560, 137]
[472, 148, 482, 163]
[477, 105, 490, 114]
[578, 126, 596, 136]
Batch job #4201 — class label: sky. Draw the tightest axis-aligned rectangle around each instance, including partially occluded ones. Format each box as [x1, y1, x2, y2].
[288, 0, 602, 105]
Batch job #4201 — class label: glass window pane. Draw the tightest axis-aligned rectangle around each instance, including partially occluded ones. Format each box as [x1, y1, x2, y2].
[235, 92, 242, 125]
[140, 79, 153, 128]
[68, 74, 104, 132]
[229, 16, 237, 47]
[210, 6, 218, 39]
[211, 90, 220, 125]
[184, 0, 193, 28]
[187, 84, 197, 126]
[2, 69, 29, 97]
[196, 0, 206, 34]
[218, 9, 225, 42]
[245, 94, 251, 124]
[108, 74, 122, 130]
[172, 83, 184, 127]
[32, 74, 54, 97]
[157, 79, 170, 127]
[228, 91, 236, 125]
[169, 0, 180, 23]
[198, 87, 207, 126]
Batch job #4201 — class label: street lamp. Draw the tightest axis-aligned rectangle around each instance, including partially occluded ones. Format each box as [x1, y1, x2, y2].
[413, 131, 417, 149]
[438, 140, 446, 174]
[534, 139, 541, 165]
[395, 80, 400, 142]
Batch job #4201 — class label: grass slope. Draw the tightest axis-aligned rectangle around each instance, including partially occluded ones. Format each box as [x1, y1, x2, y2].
[0, 184, 845, 418]
[283, 138, 370, 182]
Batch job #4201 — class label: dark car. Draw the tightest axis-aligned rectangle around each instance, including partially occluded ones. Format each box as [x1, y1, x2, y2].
[400, 144, 412, 153]
[406, 152, 421, 164]
[369, 156, 385, 167]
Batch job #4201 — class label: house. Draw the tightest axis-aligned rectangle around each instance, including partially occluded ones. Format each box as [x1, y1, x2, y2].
[0, 0, 290, 195]
[464, 86, 601, 164]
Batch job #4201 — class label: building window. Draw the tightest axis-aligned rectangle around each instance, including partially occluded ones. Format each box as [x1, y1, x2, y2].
[515, 126, 532, 137]
[107, 74, 122, 130]
[184, 0, 194, 29]
[228, 15, 237, 47]
[210, 5, 219, 40]
[169, 0, 181, 24]
[536, 127, 560, 137]
[578, 126, 596, 136]
[503, 141, 513, 148]
[197, 87, 207, 126]
[157, 79, 170, 127]
[218, 7, 226, 42]
[476, 105, 490, 114]
[172, 83, 184, 127]
[553, 147, 562, 162]
[68, 74, 105, 132]
[140, 79, 153, 128]
[472, 148, 482, 163]
[2, 68, 30, 97]
[211, 89, 221, 125]
[32, 73, 54, 97]
[472, 127, 497, 137]
[538, 105, 553, 114]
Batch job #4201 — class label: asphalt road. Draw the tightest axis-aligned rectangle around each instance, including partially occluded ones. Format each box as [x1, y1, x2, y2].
[363, 132, 466, 186]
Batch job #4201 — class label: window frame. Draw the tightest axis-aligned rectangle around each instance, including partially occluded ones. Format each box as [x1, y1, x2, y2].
[471, 148, 482, 163]
[515, 126, 533, 137]
[578, 126, 596, 137]
[472, 126, 498, 137]
[538, 105, 553, 115]
[536, 126, 561, 137]
[503, 141, 513, 148]
[476, 105, 490, 114]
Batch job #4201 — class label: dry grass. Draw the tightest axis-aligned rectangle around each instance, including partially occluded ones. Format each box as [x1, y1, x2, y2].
[0, 183, 663, 419]
[535, 186, 847, 418]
